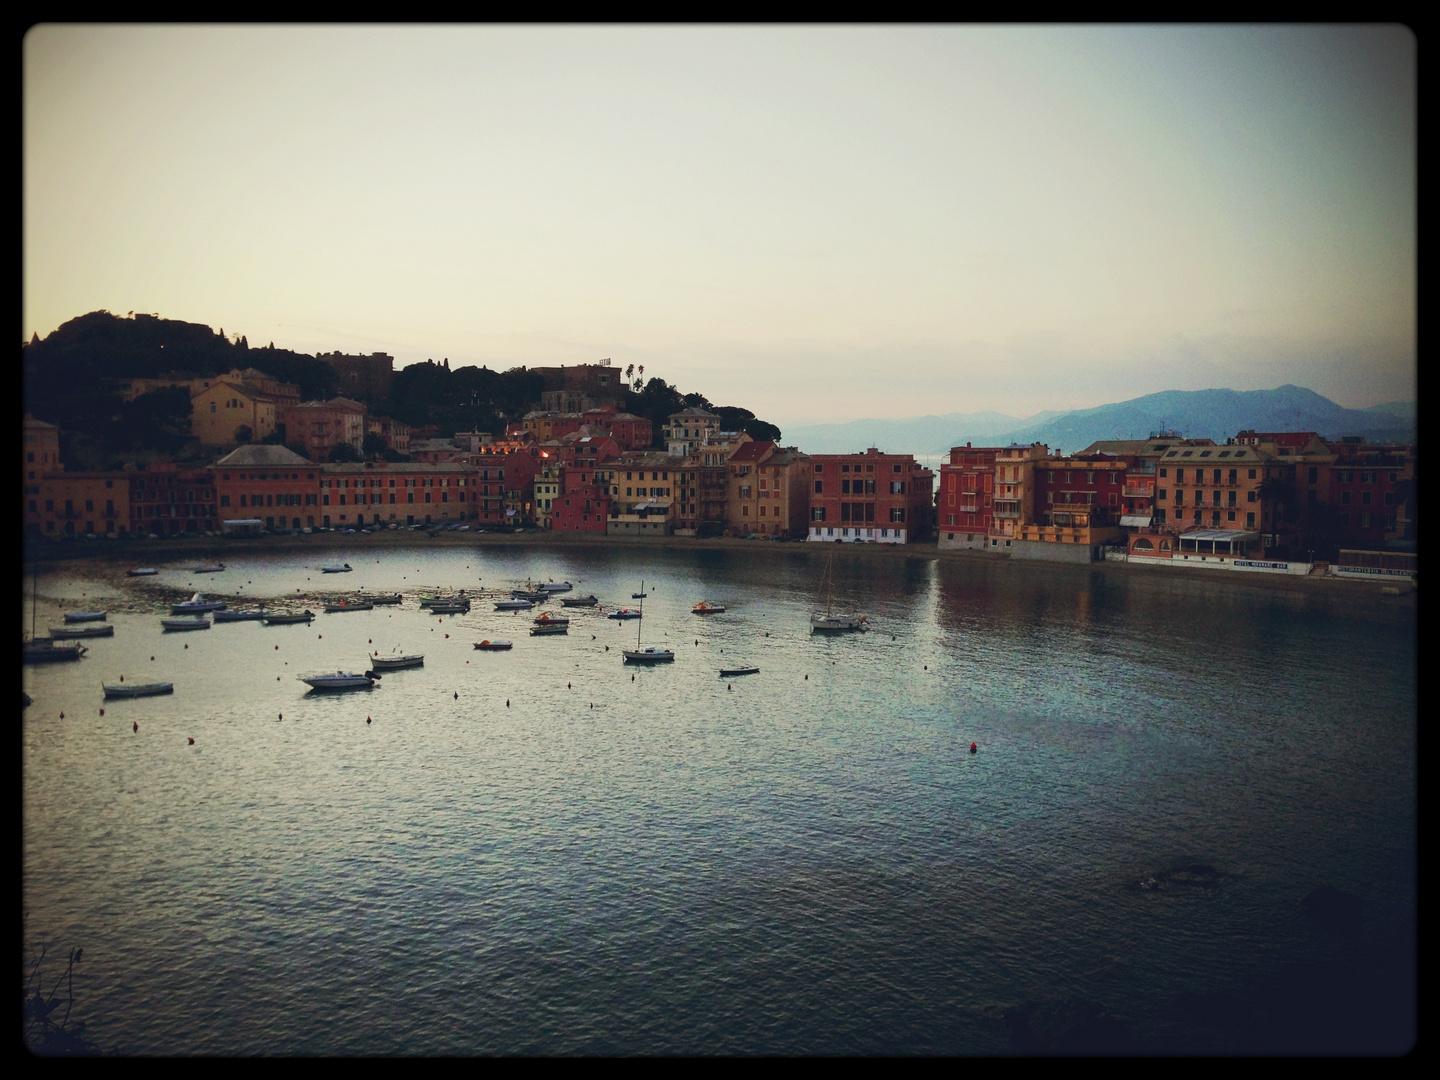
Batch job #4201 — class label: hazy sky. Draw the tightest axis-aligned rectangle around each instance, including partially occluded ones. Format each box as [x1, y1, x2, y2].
[24, 25, 1415, 425]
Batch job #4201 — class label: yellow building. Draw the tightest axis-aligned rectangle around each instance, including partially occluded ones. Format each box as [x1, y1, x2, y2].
[724, 441, 810, 537]
[987, 443, 1049, 550]
[191, 380, 283, 445]
[28, 472, 129, 538]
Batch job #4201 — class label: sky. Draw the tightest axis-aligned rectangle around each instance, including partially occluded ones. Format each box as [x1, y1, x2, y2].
[24, 25, 1415, 426]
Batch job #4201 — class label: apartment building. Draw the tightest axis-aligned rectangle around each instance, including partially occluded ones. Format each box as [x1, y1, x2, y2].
[806, 448, 934, 544]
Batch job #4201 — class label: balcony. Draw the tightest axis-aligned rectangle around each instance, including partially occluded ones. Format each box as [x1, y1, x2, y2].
[993, 508, 1022, 519]
[1122, 486, 1153, 498]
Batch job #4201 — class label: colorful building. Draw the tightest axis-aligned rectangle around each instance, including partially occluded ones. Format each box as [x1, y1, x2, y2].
[281, 398, 369, 461]
[319, 462, 479, 528]
[1011, 453, 1126, 562]
[984, 443, 1048, 553]
[806, 448, 935, 544]
[191, 379, 285, 446]
[211, 445, 321, 531]
[723, 441, 810, 538]
[937, 444, 1002, 550]
[127, 464, 216, 535]
[28, 471, 129, 538]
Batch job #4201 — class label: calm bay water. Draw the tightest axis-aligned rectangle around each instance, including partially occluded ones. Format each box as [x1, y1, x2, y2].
[23, 546, 1416, 1054]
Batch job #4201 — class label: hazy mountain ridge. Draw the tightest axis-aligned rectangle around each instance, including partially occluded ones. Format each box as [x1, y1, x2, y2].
[783, 386, 1415, 457]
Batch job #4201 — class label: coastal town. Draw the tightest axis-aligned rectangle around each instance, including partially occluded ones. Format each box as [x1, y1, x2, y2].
[23, 348, 1416, 584]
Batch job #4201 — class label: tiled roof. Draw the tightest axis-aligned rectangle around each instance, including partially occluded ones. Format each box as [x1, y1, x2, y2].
[213, 445, 314, 467]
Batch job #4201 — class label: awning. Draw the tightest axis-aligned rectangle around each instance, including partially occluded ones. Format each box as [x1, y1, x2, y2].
[1183, 529, 1260, 542]
[1119, 515, 1153, 527]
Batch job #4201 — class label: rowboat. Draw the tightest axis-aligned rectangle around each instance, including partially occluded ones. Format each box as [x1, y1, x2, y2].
[607, 608, 641, 620]
[23, 640, 87, 663]
[530, 622, 569, 636]
[494, 598, 534, 611]
[299, 671, 376, 690]
[419, 592, 467, 608]
[473, 640, 513, 650]
[172, 593, 226, 614]
[560, 594, 598, 607]
[127, 568, 158, 576]
[533, 611, 570, 625]
[719, 666, 760, 677]
[369, 653, 424, 670]
[362, 593, 404, 605]
[213, 609, 267, 622]
[49, 625, 114, 639]
[324, 601, 373, 613]
[541, 581, 573, 593]
[103, 682, 173, 699]
[191, 563, 225, 574]
[429, 601, 471, 614]
[162, 616, 211, 631]
[64, 611, 107, 623]
[692, 601, 726, 614]
[263, 610, 314, 625]
[321, 563, 353, 573]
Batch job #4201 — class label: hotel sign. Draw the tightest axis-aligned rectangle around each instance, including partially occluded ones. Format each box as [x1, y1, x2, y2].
[1235, 560, 1289, 570]
[1333, 565, 1415, 578]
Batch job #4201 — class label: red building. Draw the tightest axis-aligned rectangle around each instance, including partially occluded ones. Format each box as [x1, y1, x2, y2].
[551, 462, 614, 532]
[1325, 438, 1416, 547]
[806, 448, 934, 544]
[128, 464, 218, 535]
[211, 445, 320, 531]
[319, 462, 480, 527]
[937, 444, 1002, 550]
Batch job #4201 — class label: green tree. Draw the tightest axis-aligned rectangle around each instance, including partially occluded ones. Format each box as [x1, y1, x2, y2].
[234, 424, 253, 444]
[362, 432, 389, 459]
[328, 441, 362, 463]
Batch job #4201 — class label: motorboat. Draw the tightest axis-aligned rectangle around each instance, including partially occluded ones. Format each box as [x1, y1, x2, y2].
[632, 592, 649, 599]
[172, 593, 227, 614]
[511, 588, 549, 602]
[213, 609, 267, 622]
[560, 594, 598, 607]
[324, 601, 374, 613]
[429, 600, 471, 614]
[607, 608, 641, 620]
[473, 640, 513, 650]
[103, 682, 173, 699]
[299, 671, 376, 691]
[419, 592, 466, 608]
[623, 645, 674, 664]
[49, 625, 114, 639]
[162, 616, 211, 631]
[533, 611, 570, 625]
[23, 640, 87, 664]
[531, 622, 569, 636]
[64, 611, 108, 623]
[263, 610, 314, 624]
[495, 598, 534, 611]
[362, 593, 404, 605]
[369, 653, 424, 670]
[692, 601, 726, 615]
[321, 563, 353, 573]
[127, 568, 158, 576]
[541, 581, 573, 593]
[719, 666, 760, 677]
[191, 563, 226, 574]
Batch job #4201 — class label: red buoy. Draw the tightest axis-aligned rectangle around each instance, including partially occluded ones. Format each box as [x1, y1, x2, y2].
[133, 721, 137, 732]
[366, 717, 371, 724]
[188, 737, 195, 745]
[99, 708, 104, 715]
[969, 742, 977, 754]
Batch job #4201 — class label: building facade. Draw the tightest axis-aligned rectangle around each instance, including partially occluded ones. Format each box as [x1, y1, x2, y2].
[211, 445, 321, 531]
[806, 448, 935, 544]
[937, 444, 1002, 550]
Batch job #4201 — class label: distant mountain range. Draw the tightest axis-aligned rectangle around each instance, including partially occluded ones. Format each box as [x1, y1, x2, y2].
[783, 386, 1416, 457]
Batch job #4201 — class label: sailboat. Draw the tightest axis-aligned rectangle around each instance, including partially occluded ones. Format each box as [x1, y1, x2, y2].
[622, 580, 674, 664]
[810, 554, 867, 633]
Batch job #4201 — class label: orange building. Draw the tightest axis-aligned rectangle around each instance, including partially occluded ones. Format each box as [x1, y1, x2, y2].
[127, 464, 216, 536]
[28, 471, 129, 538]
[319, 462, 480, 528]
[211, 445, 321, 531]
[937, 444, 1003, 550]
[724, 441, 810, 538]
[807, 448, 935, 545]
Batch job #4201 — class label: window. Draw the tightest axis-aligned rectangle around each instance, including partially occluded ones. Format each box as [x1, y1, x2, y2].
[1246, 512, 1255, 528]
[1362, 492, 1372, 506]
[812, 507, 825, 521]
[1176, 469, 1185, 483]
[815, 481, 823, 493]
[890, 481, 904, 494]
[1158, 488, 1167, 501]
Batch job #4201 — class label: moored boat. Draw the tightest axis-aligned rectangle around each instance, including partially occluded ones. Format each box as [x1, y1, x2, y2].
[419, 592, 467, 608]
[23, 640, 87, 663]
[511, 588, 548, 602]
[64, 611, 108, 623]
[127, 567, 158, 576]
[362, 593, 404, 605]
[172, 593, 227, 614]
[429, 601, 471, 614]
[533, 611, 570, 625]
[321, 563, 353, 573]
[324, 601, 374, 613]
[811, 555, 866, 633]
[623, 645, 674, 664]
[49, 625, 115, 639]
[299, 670, 376, 690]
[692, 601, 726, 614]
[531, 622, 569, 636]
[560, 594, 598, 607]
[719, 666, 760, 677]
[541, 581, 573, 593]
[473, 639, 513, 650]
[213, 609, 267, 622]
[495, 598, 534, 611]
[263, 610, 314, 624]
[103, 682, 173, 699]
[369, 653, 424, 670]
[191, 563, 225, 574]
[162, 616, 211, 631]
[607, 608, 641, 620]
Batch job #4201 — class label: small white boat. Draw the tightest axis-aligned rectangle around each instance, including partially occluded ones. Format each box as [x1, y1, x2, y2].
[369, 653, 424, 670]
[473, 639, 513, 651]
[531, 623, 569, 636]
[263, 610, 314, 625]
[127, 568, 158, 576]
[213, 609, 267, 622]
[103, 682, 173, 699]
[64, 611, 108, 623]
[419, 592, 467, 608]
[623, 646, 674, 664]
[811, 555, 866, 633]
[49, 625, 114, 639]
[560, 595, 598, 607]
[692, 601, 726, 615]
[495, 598, 534, 611]
[162, 616, 211, 631]
[541, 581, 573, 593]
[299, 671, 376, 690]
[172, 593, 227, 614]
[429, 600, 471, 614]
[511, 588, 549, 601]
[607, 608, 641, 620]
[321, 563, 353, 573]
[191, 563, 226, 574]
[533, 611, 570, 625]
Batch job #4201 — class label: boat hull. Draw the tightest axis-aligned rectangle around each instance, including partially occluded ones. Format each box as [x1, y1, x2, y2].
[64, 611, 108, 623]
[719, 667, 760, 677]
[560, 596, 598, 607]
[473, 640, 513, 650]
[623, 649, 674, 664]
[324, 603, 374, 613]
[162, 618, 211, 631]
[50, 625, 114, 639]
[213, 611, 267, 622]
[369, 656, 424, 670]
[531, 625, 569, 636]
[300, 673, 375, 690]
[263, 612, 314, 624]
[23, 643, 86, 663]
[103, 683, 173, 699]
